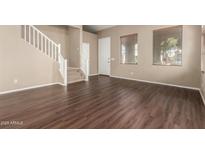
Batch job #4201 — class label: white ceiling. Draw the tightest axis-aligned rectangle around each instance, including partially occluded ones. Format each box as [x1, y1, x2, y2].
[83, 25, 116, 33]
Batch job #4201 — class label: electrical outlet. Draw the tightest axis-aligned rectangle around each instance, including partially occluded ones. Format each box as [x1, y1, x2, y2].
[14, 79, 18, 84]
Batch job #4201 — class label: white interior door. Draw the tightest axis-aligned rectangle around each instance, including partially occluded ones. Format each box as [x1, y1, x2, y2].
[98, 37, 111, 75]
[81, 43, 90, 81]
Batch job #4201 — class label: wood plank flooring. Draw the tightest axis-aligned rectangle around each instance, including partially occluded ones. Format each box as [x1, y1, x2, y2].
[0, 75, 205, 129]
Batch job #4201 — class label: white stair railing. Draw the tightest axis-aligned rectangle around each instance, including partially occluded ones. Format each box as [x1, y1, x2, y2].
[22, 25, 67, 86]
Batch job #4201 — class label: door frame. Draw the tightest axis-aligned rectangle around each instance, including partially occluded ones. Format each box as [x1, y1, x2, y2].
[98, 37, 111, 76]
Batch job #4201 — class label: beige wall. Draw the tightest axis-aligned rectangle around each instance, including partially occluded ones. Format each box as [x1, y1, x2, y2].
[201, 30, 205, 97]
[0, 25, 202, 93]
[0, 26, 62, 92]
[98, 25, 201, 88]
[68, 27, 80, 67]
[83, 31, 98, 75]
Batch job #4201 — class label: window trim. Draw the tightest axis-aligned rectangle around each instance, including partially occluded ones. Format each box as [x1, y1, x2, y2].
[119, 33, 138, 65]
[152, 25, 183, 67]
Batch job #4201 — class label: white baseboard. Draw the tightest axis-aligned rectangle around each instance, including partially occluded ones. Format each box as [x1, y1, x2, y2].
[0, 82, 64, 95]
[89, 74, 98, 76]
[110, 75, 200, 91]
[68, 79, 85, 84]
[199, 90, 205, 106]
[57, 82, 66, 86]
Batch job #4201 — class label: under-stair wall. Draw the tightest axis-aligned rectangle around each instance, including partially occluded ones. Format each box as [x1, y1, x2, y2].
[68, 26, 81, 68]
[0, 26, 63, 93]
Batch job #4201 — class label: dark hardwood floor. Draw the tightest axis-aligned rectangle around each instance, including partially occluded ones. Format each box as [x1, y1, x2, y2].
[0, 75, 205, 129]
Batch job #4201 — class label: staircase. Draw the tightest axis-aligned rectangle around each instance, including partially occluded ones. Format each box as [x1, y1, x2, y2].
[22, 25, 67, 86]
[68, 67, 85, 84]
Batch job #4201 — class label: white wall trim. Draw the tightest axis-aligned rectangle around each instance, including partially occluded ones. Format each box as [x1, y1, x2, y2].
[68, 79, 85, 84]
[0, 82, 64, 95]
[110, 75, 200, 91]
[199, 90, 205, 106]
[89, 74, 98, 76]
[57, 82, 66, 86]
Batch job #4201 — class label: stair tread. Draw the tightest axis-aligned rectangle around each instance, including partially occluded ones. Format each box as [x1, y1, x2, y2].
[68, 67, 80, 71]
[68, 75, 85, 81]
[68, 72, 82, 75]
[69, 75, 83, 78]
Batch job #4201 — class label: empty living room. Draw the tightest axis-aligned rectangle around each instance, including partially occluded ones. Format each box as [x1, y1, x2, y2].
[0, 25, 204, 129]
[2, 0, 205, 153]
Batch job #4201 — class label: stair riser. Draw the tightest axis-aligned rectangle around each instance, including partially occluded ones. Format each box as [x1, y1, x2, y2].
[68, 68, 85, 83]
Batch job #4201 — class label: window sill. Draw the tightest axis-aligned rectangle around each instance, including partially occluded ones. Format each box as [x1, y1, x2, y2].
[120, 63, 138, 65]
[152, 63, 182, 66]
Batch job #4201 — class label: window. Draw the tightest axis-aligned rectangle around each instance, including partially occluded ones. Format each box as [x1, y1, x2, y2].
[120, 34, 138, 64]
[153, 26, 182, 66]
